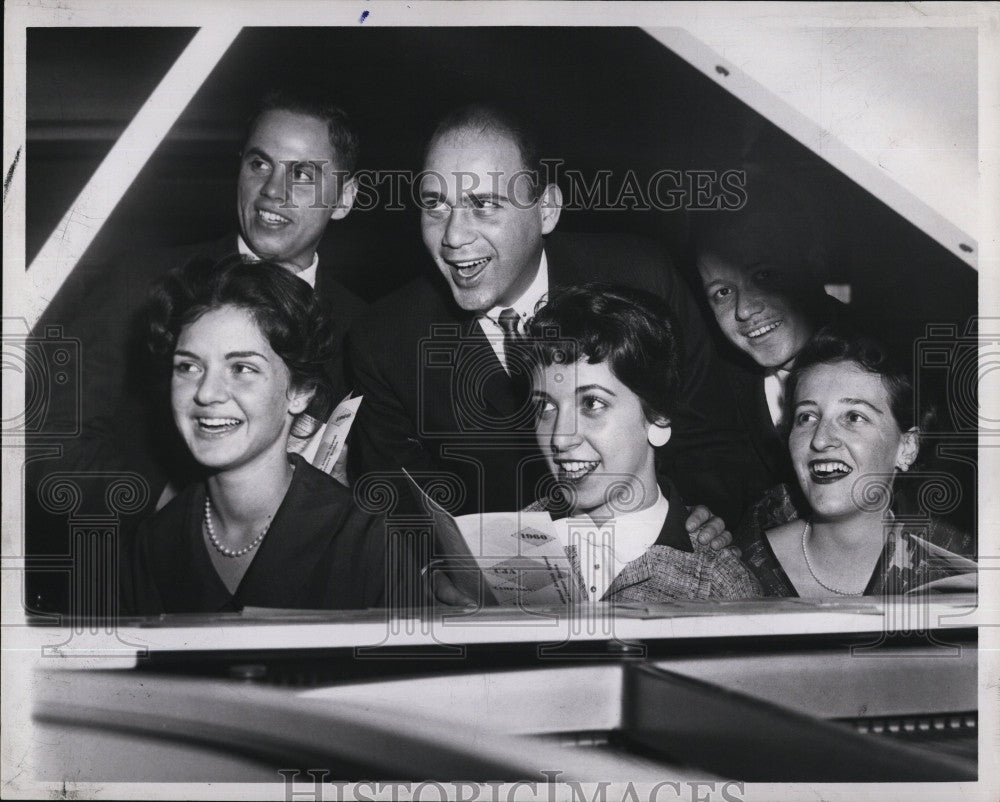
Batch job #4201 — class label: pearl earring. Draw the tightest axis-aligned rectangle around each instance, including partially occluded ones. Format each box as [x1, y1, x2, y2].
[647, 422, 671, 447]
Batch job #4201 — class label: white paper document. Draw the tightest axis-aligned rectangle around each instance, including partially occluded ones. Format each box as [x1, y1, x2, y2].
[904, 534, 978, 595]
[404, 471, 584, 606]
[289, 394, 363, 475]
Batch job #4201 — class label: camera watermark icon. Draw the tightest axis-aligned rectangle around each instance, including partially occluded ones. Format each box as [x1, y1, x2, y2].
[913, 317, 998, 436]
[2, 323, 81, 437]
[416, 325, 559, 438]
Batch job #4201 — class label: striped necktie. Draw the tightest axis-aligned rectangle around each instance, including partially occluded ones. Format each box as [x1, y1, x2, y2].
[497, 307, 522, 371]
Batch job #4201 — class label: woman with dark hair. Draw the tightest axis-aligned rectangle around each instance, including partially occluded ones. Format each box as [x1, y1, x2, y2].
[124, 255, 384, 614]
[739, 326, 974, 597]
[521, 284, 759, 602]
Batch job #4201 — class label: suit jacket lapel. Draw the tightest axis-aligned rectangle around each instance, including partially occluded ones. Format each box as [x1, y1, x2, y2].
[652, 480, 694, 551]
[731, 366, 782, 477]
[312, 251, 339, 315]
[462, 317, 527, 422]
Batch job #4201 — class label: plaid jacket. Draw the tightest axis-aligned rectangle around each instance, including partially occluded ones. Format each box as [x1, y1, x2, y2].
[528, 481, 761, 602]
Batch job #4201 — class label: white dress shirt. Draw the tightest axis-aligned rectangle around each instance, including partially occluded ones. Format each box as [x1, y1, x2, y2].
[237, 234, 318, 289]
[477, 252, 550, 371]
[764, 368, 790, 427]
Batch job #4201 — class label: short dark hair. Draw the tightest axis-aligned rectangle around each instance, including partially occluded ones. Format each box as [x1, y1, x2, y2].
[245, 89, 360, 176]
[692, 163, 833, 318]
[692, 163, 829, 278]
[784, 325, 932, 436]
[525, 283, 682, 421]
[425, 103, 545, 200]
[144, 255, 336, 416]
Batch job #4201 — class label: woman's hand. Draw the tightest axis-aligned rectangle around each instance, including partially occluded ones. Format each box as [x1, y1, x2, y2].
[422, 561, 478, 607]
[685, 505, 740, 556]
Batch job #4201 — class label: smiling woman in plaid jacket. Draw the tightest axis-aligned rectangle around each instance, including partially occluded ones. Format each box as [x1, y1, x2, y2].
[522, 284, 760, 603]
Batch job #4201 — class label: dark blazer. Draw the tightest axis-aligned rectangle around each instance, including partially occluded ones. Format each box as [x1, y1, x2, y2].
[725, 360, 797, 517]
[347, 231, 749, 520]
[124, 456, 386, 615]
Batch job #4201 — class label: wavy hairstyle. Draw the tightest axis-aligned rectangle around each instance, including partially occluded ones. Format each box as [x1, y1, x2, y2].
[783, 324, 934, 450]
[525, 283, 683, 423]
[143, 254, 336, 418]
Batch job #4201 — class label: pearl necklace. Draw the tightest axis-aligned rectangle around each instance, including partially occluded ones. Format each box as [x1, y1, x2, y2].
[800, 521, 865, 597]
[203, 495, 270, 558]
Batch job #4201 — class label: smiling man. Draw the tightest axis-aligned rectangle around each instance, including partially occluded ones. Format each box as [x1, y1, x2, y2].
[27, 90, 366, 614]
[348, 103, 748, 525]
[418, 122, 560, 315]
[694, 168, 845, 508]
[236, 100, 357, 276]
[43, 89, 365, 493]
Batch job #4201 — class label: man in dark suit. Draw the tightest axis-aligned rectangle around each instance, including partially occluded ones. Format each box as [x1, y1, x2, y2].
[26, 90, 366, 614]
[693, 169, 845, 517]
[348, 104, 748, 527]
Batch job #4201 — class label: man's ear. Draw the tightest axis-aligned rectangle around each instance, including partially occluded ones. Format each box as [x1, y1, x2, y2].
[539, 183, 562, 235]
[288, 384, 317, 416]
[895, 426, 920, 471]
[329, 175, 357, 221]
